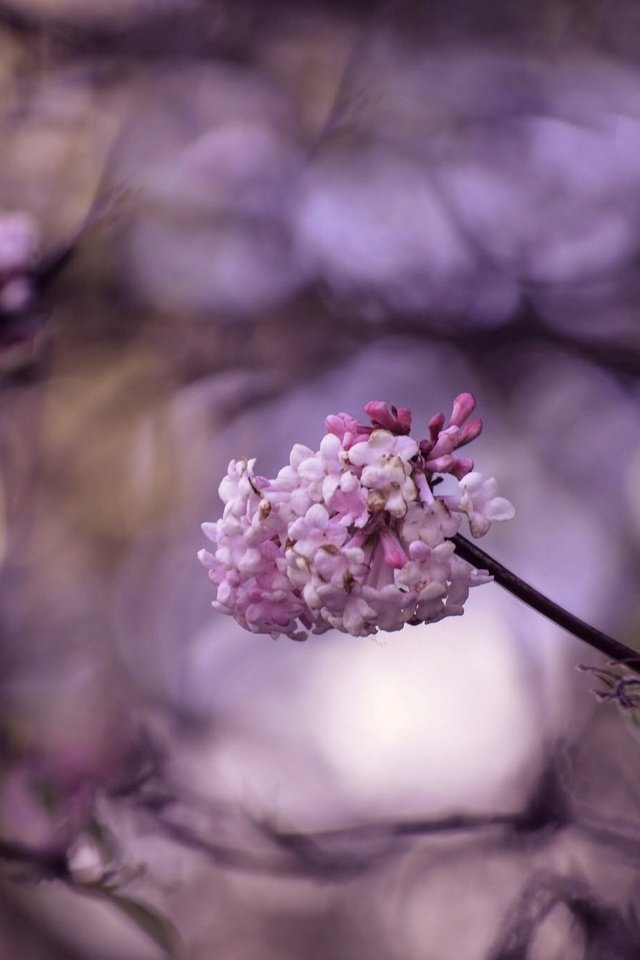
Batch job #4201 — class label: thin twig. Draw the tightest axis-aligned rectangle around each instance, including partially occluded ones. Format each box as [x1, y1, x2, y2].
[0, 837, 69, 877]
[452, 534, 640, 675]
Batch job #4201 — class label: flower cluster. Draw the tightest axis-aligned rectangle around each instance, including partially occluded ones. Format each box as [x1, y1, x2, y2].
[199, 395, 515, 640]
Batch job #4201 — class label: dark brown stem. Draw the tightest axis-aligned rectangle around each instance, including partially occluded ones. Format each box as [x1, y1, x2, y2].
[452, 534, 640, 676]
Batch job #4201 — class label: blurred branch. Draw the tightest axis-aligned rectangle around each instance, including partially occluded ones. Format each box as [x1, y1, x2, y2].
[4, 748, 640, 883]
[307, 5, 384, 159]
[489, 872, 640, 959]
[4, 744, 640, 960]
[32, 185, 131, 297]
[73, 884, 187, 960]
[347, 306, 640, 385]
[0, 1, 49, 37]
[0, 837, 69, 878]
[0, 0, 257, 62]
[127, 780, 526, 879]
[120, 757, 573, 880]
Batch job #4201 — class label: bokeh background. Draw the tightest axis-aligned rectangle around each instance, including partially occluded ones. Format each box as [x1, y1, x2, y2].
[2, 1, 640, 957]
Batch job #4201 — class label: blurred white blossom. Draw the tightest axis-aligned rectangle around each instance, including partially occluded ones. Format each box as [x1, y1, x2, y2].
[0, 211, 38, 314]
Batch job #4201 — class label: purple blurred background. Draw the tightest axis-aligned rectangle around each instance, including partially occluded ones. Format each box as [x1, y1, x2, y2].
[2, 1, 640, 957]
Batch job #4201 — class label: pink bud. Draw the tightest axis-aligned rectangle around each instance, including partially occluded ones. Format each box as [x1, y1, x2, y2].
[391, 404, 412, 434]
[380, 528, 408, 569]
[457, 418, 483, 447]
[364, 401, 390, 424]
[326, 412, 372, 448]
[427, 412, 445, 441]
[424, 453, 456, 473]
[325, 412, 357, 439]
[450, 457, 474, 479]
[428, 426, 459, 460]
[364, 401, 412, 435]
[449, 392, 477, 428]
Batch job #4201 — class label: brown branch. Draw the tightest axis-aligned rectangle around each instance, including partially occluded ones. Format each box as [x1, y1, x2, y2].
[452, 534, 640, 675]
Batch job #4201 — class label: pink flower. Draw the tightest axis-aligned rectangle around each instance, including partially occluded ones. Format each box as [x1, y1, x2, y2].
[348, 430, 418, 518]
[444, 472, 516, 538]
[200, 395, 514, 640]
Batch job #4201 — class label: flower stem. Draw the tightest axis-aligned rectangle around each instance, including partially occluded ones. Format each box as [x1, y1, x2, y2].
[452, 534, 640, 675]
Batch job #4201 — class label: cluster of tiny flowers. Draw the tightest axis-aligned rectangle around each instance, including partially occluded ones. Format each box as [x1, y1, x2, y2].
[199, 395, 515, 640]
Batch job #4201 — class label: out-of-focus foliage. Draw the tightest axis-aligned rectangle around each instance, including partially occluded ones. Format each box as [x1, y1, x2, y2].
[2, 1, 640, 958]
